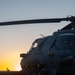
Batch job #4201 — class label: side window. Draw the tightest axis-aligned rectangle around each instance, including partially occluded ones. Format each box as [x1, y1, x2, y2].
[41, 36, 55, 51]
[56, 34, 75, 50]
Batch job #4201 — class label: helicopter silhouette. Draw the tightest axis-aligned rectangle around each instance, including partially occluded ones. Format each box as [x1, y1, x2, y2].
[0, 16, 75, 75]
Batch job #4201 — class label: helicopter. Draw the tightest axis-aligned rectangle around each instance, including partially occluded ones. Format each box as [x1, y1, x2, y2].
[0, 16, 75, 75]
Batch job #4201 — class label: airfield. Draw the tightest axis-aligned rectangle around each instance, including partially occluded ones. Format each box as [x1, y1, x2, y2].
[0, 71, 25, 75]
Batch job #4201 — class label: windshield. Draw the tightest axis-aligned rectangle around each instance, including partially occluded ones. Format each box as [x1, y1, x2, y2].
[29, 38, 46, 52]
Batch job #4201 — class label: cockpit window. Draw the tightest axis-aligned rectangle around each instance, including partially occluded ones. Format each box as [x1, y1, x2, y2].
[32, 42, 38, 48]
[29, 38, 46, 52]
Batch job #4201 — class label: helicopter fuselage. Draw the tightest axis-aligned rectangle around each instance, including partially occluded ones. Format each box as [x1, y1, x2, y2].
[20, 29, 75, 75]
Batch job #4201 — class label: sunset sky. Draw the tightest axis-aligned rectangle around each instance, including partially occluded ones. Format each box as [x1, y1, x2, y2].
[0, 0, 75, 71]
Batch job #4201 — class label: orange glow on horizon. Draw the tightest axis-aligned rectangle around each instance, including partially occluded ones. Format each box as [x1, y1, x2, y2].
[0, 49, 27, 71]
[0, 57, 22, 71]
[0, 63, 22, 71]
[0, 40, 29, 71]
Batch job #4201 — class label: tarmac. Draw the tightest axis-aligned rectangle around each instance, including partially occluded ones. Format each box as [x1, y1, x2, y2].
[0, 71, 25, 75]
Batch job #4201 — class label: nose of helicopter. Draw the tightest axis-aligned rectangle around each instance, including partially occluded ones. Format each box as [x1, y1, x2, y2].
[20, 53, 47, 73]
[20, 58, 47, 74]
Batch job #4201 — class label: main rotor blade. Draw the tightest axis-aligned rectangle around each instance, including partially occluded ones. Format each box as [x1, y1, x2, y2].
[0, 18, 64, 26]
[0, 16, 75, 26]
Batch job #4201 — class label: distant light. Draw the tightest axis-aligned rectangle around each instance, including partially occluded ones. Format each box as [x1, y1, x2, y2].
[15, 65, 22, 71]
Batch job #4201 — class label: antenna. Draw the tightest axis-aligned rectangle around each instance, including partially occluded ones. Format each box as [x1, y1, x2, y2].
[40, 34, 45, 37]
